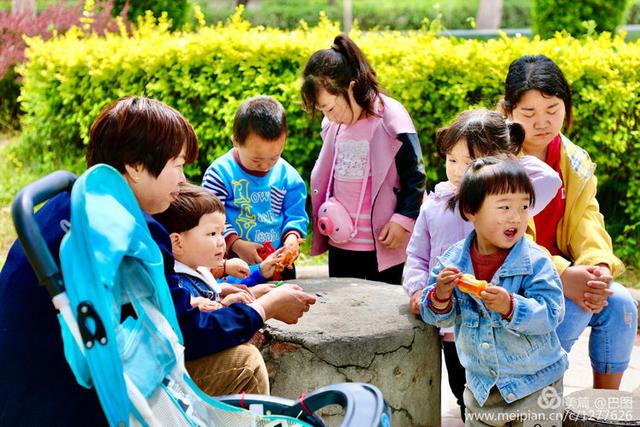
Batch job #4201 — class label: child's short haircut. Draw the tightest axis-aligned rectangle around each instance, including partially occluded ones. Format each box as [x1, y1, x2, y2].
[451, 156, 536, 221]
[233, 96, 287, 145]
[436, 108, 525, 160]
[154, 183, 225, 234]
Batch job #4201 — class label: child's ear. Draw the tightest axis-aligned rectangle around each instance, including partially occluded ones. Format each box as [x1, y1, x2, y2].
[170, 232, 184, 256]
[463, 209, 476, 223]
[231, 137, 239, 148]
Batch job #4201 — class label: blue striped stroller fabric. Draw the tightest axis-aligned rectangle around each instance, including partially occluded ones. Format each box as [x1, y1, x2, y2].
[58, 165, 311, 427]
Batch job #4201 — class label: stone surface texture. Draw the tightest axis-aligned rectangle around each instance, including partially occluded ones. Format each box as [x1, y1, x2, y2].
[261, 278, 441, 427]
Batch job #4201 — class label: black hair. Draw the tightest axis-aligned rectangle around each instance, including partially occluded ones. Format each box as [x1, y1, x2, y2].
[87, 96, 198, 177]
[436, 108, 525, 159]
[233, 96, 287, 145]
[154, 183, 225, 234]
[449, 156, 535, 221]
[501, 55, 573, 131]
[301, 34, 380, 118]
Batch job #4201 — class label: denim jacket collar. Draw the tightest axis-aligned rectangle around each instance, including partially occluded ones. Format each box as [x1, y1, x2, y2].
[452, 231, 533, 282]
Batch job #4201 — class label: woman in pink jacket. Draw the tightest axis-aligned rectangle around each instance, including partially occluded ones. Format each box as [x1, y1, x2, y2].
[302, 34, 426, 284]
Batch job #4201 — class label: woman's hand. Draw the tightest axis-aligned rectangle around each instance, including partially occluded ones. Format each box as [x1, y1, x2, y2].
[248, 283, 276, 299]
[224, 258, 250, 278]
[561, 265, 613, 313]
[378, 222, 408, 249]
[231, 239, 263, 264]
[481, 286, 511, 317]
[256, 283, 316, 324]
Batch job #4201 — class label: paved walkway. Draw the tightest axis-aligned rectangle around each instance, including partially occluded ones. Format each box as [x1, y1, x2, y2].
[297, 265, 640, 426]
[441, 329, 640, 426]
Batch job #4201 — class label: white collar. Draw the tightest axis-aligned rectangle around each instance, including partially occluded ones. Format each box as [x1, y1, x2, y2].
[174, 260, 222, 294]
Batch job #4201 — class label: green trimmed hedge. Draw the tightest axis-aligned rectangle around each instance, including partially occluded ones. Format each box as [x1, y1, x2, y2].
[18, 14, 640, 265]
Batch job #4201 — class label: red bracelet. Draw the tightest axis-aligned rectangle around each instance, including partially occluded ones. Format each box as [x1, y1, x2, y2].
[427, 289, 453, 314]
[222, 260, 227, 276]
[431, 289, 451, 304]
[501, 293, 515, 320]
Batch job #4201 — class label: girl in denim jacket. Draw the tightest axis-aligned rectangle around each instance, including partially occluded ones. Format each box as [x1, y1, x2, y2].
[403, 109, 561, 420]
[421, 157, 568, 426]
[302, 34, 426, 284]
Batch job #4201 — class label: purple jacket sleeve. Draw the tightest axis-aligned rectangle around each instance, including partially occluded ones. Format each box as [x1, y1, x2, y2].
[519, 155, 562, 216]
[402, 200, 433, 297]
[146, 215, 264, 360]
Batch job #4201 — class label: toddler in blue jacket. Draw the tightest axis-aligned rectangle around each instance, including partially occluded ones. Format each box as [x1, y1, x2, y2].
[155, 183, 281, 312]
[202, 96, 308, 279]
[421, 157, 568, 426]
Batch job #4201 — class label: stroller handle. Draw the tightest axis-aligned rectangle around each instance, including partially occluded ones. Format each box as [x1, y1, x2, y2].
[11, 170, 77, 298]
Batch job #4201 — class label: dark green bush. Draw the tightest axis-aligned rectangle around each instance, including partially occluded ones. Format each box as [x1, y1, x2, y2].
[533, 0, 630, 38]
[201, 0, 532, 31]
[17, 16, 640, 266]
[112, 0, 192, 29]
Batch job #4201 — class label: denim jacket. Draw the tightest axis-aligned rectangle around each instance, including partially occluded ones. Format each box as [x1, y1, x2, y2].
[420, 232, 568, 406]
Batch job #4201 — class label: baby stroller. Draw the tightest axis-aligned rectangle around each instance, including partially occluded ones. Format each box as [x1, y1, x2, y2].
[12, 164, 391, 427]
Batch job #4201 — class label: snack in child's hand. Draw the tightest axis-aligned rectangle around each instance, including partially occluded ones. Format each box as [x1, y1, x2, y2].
[275, 247, 296, 272]
[456, 274, 489, 298]
[275, 238, 304, 272]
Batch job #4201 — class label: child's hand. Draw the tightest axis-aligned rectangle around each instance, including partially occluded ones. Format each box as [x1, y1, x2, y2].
[225, 258, 250, 278]
[435, 267, 460, 302]
[222, 291, 254, 306]
[231, 239, 263, 264]
[190, 296, 223, 312]
[220, 284, 250, 298]
[248, 283, 276, 299]
[481, 286, 511, 316]
[409, 290, 423, 315]
[378, 222, 408, 249]
[283, 234, 303, 262]
[260, 247, 286, 278]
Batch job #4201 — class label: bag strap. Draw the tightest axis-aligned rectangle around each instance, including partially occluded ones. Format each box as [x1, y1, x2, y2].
[325, 124, 371, 239]
[324, 124, 341, 202]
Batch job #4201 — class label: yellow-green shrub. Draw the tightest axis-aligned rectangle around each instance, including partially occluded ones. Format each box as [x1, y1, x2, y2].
[18, 13, 640, 265]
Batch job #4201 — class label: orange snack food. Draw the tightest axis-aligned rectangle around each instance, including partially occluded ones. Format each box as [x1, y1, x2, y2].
[456, 274, 489, 299]
[274, 239, 304, 272]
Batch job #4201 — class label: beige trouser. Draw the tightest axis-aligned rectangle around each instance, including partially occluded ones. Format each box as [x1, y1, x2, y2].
[185, 343, 270, 396]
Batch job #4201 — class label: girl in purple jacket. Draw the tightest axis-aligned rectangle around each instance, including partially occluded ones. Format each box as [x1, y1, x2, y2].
[403, 108, 562, 420]
[302, 34, 426, 284]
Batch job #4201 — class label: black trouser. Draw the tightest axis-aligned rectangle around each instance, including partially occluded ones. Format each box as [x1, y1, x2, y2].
[327, 246, 404, 285]
[279, 263, 296, 280]
[442, 340, 466, 421]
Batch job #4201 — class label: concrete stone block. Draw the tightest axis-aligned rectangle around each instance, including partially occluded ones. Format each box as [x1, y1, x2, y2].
[260, 278, 441, 427]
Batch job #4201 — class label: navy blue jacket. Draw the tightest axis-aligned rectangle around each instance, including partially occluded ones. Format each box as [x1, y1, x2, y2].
[0, 193, 264, 425]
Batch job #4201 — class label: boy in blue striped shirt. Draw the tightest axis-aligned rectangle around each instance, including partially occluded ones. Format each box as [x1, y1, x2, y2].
[203, 96, 308, 279]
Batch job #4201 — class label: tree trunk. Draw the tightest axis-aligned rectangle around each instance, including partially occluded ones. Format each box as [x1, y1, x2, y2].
[343, 0, 352, 33]
[11, 0, 36, 17]
[476, 0, 503, 29]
